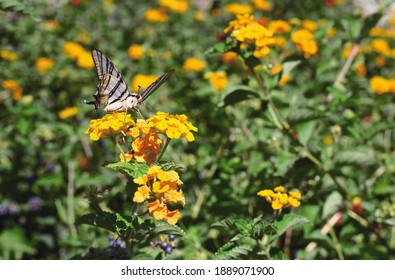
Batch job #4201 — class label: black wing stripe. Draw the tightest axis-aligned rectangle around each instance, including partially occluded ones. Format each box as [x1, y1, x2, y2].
[108, 77, 124, 98]
[109, 87, 129, 105]
[140, 69, 175, 102]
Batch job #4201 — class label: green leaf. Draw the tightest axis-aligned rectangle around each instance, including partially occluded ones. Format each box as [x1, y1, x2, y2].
[35, 174, 64, 187]
[0, 227, 36, 259]
[106, 161, 149, 179]
[0, 0, 39, 21]
[276, 150, 298, 176]
[328, 86, 348, 106]
[159, 161, 185, 172]
[115, 213, 133, 236]
[334, 149, 377, 167]
[299, 205, 321, 233]
[322, 191, 343, 219]
[76, 212, 117, 233]
[153, 221, 187, 238]
[287, 108, 320, 125]
[243, 55, 261, 69]
[296, 120, 318, 146]
[383, 218, 395, 226]
[134, 247, 163, 260]
[282, 60, 301, 75]
[373, 177, 395, 195]
[341, 16, 362, 39]
[221, 86, 260, 107]
[269, 213, 310, 243]
[205, 42, 227, 54]
[214, 244, 253, 260]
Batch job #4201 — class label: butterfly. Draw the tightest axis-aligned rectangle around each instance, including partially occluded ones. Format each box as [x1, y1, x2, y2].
[85, 49, 174, 112]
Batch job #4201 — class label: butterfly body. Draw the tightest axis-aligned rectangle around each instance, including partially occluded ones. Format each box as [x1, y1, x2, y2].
[86, 49, 174, 112]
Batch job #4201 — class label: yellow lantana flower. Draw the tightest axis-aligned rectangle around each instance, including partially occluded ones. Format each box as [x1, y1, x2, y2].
[63, 42, 93, 69]
[147, 112, 198, 142]
[268, 20, 291, 34]
[224, 3, 252, 15]
[76, 51, 94, 69]
[36, 57, 55, 74]
[159, 0, 188, 13]
[84, 112, 135, 141]
[0, 50, 18, 61]
[291, 29, 318, 58]
[144, 9, 168, 22]
[131, 74, 159, 92]
[59, 107, 79, 119]
[370, 39, 390, 54]
[204, 71, 228, 91]
[257, 186, 302, 210]
[128, 44, 145, 60]
[369, 76, 394, 95]
[182, 57, 205, 72]
[225, 14, 274, 58]
[221, 51, 239, 64]
[251, 0, 272, 11]
[63, 42, 85, 59]
[1, 80, 23, 101]
[133, 165, 184, 225]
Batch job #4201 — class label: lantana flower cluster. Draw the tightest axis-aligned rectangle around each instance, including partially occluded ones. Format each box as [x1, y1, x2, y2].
[85, 112, 197, 164]
[84, 113, 135, 141]
[290, 29, 318, 59]
[85, 111, 197, 225]
[133, 165, 185, 225]
[257, 186, 302, 210]
[63, 41, 94, 69]
[369, 76, 395, 95]
[224, 14, 275, 58]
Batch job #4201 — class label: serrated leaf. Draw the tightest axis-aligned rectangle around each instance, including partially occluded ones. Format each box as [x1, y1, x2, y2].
[287, 108, 320, 125]
[115, 213, 133, 236]
[214, 245, 253, 260]
[334, 149, 377, 167]
[106, 161, 149, 179]
[205, 42, 227, 54]
[159, 161, 185, 171]
[76, 212, 117, 232]
[222, 86, 260, 106]
[154, 221, 187, 238]
[322, 191, 343, 219]
[269, 213, 310, 243]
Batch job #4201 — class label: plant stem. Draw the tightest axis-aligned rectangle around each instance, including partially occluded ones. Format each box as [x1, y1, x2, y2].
[116, 139, 126, 162]
[67, 160, 77, 237]
[252, 69, 290, 130]
[333, 37, 361, 89]
[156, 137, 171, 162]
[329, 227, 345, 260]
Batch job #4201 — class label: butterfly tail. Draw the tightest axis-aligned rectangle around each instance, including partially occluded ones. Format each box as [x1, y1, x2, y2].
[84, 94, 100, 110]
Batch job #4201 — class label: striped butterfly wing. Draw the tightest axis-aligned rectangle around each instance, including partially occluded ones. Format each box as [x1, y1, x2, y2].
[139, 69, 175, 103]
[86, 50, 131, 111]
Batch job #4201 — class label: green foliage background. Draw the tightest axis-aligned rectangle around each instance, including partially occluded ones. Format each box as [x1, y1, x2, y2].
[0, 0, 394, 259]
